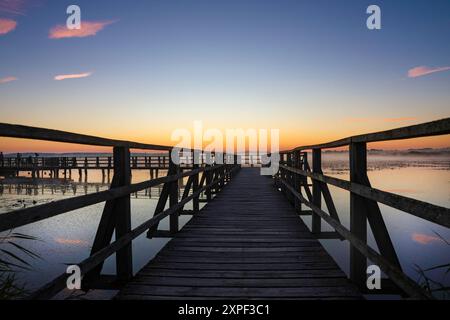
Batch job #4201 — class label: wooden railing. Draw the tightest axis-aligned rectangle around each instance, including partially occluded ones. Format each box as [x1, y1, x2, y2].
[275, 117, 450, 299]
[0, 123, 241, 299]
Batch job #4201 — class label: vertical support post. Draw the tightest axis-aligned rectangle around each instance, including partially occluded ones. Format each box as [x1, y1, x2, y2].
[206, 163, 212, 201]
[349, 142, 367, 287]
[169, 151, 179, 234]
[113, 147, 133, 282]
[192, 151, 200, 213]
[286, 153, 291, 201]
[281, 153, 286, 195]
[312, 149, 322, 234]
[294, 151, 301, 213]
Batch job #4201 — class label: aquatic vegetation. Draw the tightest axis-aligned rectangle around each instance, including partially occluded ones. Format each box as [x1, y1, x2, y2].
[415, 232, 450, 300]
[0, 231, 40, 300]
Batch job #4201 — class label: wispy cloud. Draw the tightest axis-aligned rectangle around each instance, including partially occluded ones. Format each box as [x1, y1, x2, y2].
[0, 0, 28, 15]
[0, 0, 42, 16]
[383, 117, 417, 122]
[0, 76, 17, 84]
[54, 72, 92, 81]
[49, 20, 116, 39]
[411, 233, 443, 245]
[0, 18, 17, 35]
[408, 66, 450, 78]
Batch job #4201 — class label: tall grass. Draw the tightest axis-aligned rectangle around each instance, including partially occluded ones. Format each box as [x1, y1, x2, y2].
[415, 231, 450, 300]
[0, 231, 40, 300]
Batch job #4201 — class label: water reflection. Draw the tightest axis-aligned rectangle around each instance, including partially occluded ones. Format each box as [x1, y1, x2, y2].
[0, 156, 449, 299]
[411, 233, 445, 245]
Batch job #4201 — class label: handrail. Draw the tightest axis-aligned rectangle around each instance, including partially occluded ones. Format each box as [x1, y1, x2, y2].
[0, 123, 173, 151]
[281, 117, 450, 152]
[279, 164, 450, 228]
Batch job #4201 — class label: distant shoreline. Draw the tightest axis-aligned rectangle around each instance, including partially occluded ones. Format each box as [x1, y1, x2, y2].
[1, 148, 449, 158]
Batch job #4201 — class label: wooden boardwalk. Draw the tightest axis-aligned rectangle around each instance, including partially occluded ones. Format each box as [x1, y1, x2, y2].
[115, 168, 362, 300]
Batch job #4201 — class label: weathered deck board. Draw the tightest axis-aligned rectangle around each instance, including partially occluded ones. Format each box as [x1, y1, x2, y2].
[115, 168, 362, 300]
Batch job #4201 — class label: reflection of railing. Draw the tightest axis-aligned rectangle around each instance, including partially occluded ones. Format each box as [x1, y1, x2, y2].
[276, 117, 450, 299]
[0, 123, 241, 299]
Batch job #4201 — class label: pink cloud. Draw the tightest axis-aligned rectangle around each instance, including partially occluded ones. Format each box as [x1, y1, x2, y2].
[408, 66, 450, 78]
[411, 233, 442, 245]
[0, 76, 17, 84]
[49, 20, 115, 39]
[0, 18, 17, 35]
[54, 72, 92, 81]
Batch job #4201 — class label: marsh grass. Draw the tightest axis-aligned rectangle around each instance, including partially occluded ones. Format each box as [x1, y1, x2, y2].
[415, 232, 450, 300]
[0, 231, 40, 299]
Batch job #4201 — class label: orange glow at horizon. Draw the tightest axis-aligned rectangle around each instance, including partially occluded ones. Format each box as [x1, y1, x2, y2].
[0, 131, 448, 153]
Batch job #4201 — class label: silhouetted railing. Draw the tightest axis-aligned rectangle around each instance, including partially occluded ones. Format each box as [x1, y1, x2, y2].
[0, 123, 241, 299]
[276, 117, 450, 299]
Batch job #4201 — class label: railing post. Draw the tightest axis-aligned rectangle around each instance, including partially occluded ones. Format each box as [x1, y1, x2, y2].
[113, 146, 133, 281]
[192, 150, 200, 213]
[169, 151, 179, 234]
[281, 153, 287, 195]
[294, 150, 301, 213]
[287, 153, 295, 204]
[205, 158, 212, 201]
[349, 142, 367, 287]
[312, 148, 322, 234]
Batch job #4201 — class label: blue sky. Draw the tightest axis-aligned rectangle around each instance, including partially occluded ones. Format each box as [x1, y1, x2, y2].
[0, 0, 449, 150]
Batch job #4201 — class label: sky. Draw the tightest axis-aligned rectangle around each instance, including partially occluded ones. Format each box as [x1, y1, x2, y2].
[0, 0, 449, 152]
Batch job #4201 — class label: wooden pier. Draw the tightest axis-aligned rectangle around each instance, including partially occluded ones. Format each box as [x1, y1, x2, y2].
[116, 168, 361, 299]
[0, 154, 170, 180]
[0, 118, 449, 300]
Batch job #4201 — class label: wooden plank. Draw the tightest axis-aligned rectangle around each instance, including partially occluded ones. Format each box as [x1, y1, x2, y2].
[118, 285, 361, 298]
[137, 269, 347, 279]
[117, 294, 361, 300]
[131, 276, 353, 288]
[151, 256, 333, 264]
[157, 250, 327, 258]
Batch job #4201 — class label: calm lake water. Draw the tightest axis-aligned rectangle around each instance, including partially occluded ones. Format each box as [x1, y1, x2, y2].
[0, 153, 449, 299]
